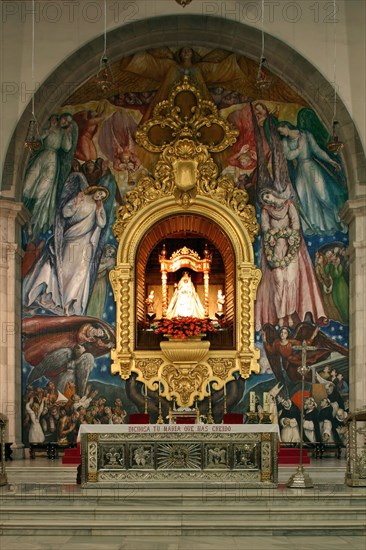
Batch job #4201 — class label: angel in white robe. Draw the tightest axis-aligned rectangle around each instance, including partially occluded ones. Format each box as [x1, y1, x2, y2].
[23, 180, 109, 316]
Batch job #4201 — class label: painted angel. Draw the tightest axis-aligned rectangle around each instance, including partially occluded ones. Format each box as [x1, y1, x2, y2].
[262, 322, 349, 385]
[278, 109, 348, 235]
[23, 172, 111, 316]
[27, 344, 95, 398]
[23, 113, 78, 241]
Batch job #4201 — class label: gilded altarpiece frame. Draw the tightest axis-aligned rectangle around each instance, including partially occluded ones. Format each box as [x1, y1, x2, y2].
[109, 76, 261, 407]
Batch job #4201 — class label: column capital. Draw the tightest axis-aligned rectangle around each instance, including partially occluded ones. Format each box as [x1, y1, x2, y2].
[339, 197, 366, 225]
[0, 199, 30, 227]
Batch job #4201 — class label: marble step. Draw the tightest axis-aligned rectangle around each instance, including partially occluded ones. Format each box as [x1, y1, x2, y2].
[4, 464, 347, 485]
[5, 465, 77, 484]
[1, 483, 365, 535]
[0, 518, 365, 537]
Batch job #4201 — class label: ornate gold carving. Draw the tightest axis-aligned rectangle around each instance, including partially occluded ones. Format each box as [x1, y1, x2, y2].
[87, 433, 98, 442]
[112, 76, 259, 241]
[110, 75, 262, 396]
[136, 359, 163, 380]
[261, 432, 272, 442]
[160, 339, 210, 365]
[113, 140, 259, 241]
[87, 472, 98, 482]
[135, 75, 238, 154]
[261, 471, 272, 482]
[170, 246, 201, 261]
[161, 363, 210, 406]
[197, 175, 259, 242]
[160, 244, 212, 275]
[237, 265, 262, 377]
[208, 358, 235, 380]
[119, 360, 132, 379]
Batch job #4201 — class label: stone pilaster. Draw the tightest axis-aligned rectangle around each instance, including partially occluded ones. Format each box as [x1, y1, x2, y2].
[340, 197, 366, 411]
[0, 199, 30, 459]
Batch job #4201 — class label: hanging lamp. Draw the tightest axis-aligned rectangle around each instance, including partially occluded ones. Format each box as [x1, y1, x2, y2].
[96, 0, 113, 94]
[24, 0, 40, 151]
[256, 1, 271, 90]
[328, 0, 344, 153]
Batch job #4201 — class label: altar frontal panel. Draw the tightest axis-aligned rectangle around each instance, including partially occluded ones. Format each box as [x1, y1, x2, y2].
[81, 425, 278, 486]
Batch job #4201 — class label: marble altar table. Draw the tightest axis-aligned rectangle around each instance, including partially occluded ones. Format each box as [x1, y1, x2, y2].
[79, 424, 278, 487]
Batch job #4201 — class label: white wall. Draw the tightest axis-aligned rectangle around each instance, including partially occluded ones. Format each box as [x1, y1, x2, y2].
[0, 0, 365, 189]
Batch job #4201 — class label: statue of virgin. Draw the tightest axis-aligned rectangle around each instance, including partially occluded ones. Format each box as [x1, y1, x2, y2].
[166, 272, 205, 319]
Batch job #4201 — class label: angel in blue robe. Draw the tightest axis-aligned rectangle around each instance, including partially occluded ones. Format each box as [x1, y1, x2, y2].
[23, 113, 78, 241]
[277, 110, 348, 236]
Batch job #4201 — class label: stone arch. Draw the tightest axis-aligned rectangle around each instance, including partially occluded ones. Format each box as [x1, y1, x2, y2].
[2, 15, 365, 199]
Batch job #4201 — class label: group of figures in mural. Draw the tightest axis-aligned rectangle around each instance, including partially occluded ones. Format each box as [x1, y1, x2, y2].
[21, 47, 349, 447]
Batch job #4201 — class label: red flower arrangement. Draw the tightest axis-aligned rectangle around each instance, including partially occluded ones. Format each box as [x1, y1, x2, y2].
[153, 317, 218, 340]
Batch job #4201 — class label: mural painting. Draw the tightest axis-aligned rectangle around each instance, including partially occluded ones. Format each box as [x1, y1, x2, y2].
[21, 47, 349, 450]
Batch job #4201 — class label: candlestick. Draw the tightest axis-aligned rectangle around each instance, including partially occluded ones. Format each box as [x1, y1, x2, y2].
[207, 384, 214, 424]
[156, 381, 164, 424]
[157, 394, 164, 424]
[250, 391, 256, 412]
[223, 383, 226, 397]
[144, 383, 148, 415]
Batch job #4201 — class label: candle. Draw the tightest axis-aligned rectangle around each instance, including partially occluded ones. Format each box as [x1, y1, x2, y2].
[207, 383, 211, 396]
[144, 383, 148, 398]
[158, 382, 161, 397]
[223, 383, 226, 397]
[263, 392, 269, 413]
[250, 391, 256, 412]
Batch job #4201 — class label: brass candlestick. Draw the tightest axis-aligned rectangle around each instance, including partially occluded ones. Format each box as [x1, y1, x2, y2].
[246, 411, 258, 424]
[144, 383, 148, 414]
[157, 395, 164, 424]
[223, 384, 227, 415]
[207, 394, 214, 424]
[260, 411, 272, 424]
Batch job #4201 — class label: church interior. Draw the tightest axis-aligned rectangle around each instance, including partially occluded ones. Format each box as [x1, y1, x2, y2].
[0, 1, 365, 548]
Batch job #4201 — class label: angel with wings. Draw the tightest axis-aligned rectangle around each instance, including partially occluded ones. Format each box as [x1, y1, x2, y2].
[23, 113, 78, 241]
[27, 344, 94, 398]
[278, 109, 348, 236]
[65, 47, 306, 112]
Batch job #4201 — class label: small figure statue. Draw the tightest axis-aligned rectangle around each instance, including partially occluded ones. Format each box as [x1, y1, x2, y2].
[216, 289, 225, 319]
[145, 290, 156, 322]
